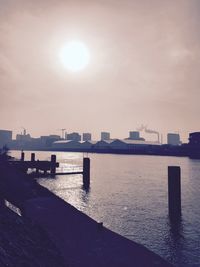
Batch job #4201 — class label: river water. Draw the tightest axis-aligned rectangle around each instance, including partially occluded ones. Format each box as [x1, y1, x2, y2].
[11, 151, 200, 267]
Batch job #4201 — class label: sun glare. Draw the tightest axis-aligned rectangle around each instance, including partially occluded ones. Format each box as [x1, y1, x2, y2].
[60, 41, 90, 72]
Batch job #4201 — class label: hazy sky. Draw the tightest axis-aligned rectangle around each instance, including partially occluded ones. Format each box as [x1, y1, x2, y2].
[0, 0, 200, 141]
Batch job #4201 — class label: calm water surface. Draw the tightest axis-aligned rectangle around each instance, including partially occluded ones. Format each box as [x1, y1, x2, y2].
[11, 151, 200, 267]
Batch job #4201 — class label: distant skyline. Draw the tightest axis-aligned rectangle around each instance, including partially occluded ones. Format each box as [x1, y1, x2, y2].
[2, 127, 186, 144]
[1, 0, 200, 142]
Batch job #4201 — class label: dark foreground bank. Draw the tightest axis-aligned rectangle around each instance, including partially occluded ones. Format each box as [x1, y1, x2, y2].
[0, 162, 173, 267]
[0, 206, 65, 267]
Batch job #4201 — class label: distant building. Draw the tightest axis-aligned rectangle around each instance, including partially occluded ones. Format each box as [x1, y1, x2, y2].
[126, 131, 145, 141]
[189, 132, 200, 145]
[66, 132, 81, 142]
[101, 132, 110, 140]
[52, 140, 81, 149]
[16, 133, 31, 142]
[109, 139, 128, 150]
[167, 133, 181, 146]
[188, 132, 200, 158]
[129, 131, 139, 140]
[95, 140, 114, 149]
[80, 140, 97, 149]
[82, 133, 92, 141]
[40, 135, 60, 147]
[0, 130, 12, 148]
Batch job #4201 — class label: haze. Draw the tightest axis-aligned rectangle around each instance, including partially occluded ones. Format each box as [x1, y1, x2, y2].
[0, 0, 200, 141]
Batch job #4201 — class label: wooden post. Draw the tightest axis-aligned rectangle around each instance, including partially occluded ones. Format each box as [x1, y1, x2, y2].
[36, 160, 39, 175]
[83, 157, 90, 188]
[21, 151, 25, 161]
[51, 155, 56, 175]
[31, 153, 35, 162]
[168, 166, 181, 219]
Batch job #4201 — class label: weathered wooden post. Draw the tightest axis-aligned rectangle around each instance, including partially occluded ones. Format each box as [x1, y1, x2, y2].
[21, 151, 25, 161]
[31, 153, 35, 162]
[83, 157, 90, 188]
[36, 160, 39, 175]
[50, 155, 56, 175]
[168, 166, 181, 219]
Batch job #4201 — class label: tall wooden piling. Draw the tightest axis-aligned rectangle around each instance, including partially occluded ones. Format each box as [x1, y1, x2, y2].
[168, 166, 181, 219]
[31, 153, 35, 162]
[21, 151, 25, 161]
[50, 155, 56, 175]
[83, 157, 90, 188]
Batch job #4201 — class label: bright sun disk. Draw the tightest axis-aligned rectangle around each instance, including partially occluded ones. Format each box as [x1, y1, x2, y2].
[60, 41, 90, 72]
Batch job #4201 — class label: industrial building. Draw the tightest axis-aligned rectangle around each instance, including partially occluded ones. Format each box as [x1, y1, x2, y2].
[40, 135, 60, 147]
[129, 131, 140, 140]
[95, 139, 114, 149]
[101, 132, 110, 140]
[167, 133, 181, 146]
[128, 131, 145, 141]
[80, 140, 97, 149]
[52, 140, 81, 149]
[16, 133, 32, 142]
[51, 139, 161, 151]
[65, 132, 81, 142]
[110, 139, 161, 150]
[189, 132, 200, 145]
[0, 130, 12, 148]
[82, 133, 92, 141]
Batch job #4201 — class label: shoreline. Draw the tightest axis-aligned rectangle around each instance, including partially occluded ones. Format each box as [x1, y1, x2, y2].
[10, 147, 189, 158]
[0, 163, 174, 267]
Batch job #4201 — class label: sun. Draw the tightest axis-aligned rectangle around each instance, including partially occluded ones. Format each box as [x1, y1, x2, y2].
[59, 41, 90, 72]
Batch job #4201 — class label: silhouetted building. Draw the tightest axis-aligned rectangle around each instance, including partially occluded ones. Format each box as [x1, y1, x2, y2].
[66, 132, 81, 142]
[82, 133, 92, 141]
[129, 131, 139, 140]
[95, 140, 114, 149]
[80, 140, 97, 149]
[187, 132, 200, 158]
[167, 133, 181, 146]
[40, 135, 60, 147]
[101, 132, 110, 140]
[16, 133, 31, 142]
[126, 131, 145, 141]
[0, 130, 12, 148]
[189, 132, 200, 145]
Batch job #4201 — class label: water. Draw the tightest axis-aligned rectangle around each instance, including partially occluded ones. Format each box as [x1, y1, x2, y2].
[11, 151, 200, 267]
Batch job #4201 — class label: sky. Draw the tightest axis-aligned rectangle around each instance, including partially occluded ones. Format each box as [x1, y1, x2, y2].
[0, 0, 200, 142]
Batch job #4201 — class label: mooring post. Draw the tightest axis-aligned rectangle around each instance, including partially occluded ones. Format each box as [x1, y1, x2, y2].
[83, 157, 90, 188]
[21, 151, 25, 161]
[31, 153, 35, 162]
[50, 155, 56, 175]
[36, 160, 39, 175]
[168, 166, 181, 219]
